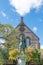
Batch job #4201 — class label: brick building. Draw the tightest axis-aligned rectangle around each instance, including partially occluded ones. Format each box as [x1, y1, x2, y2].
[16, 17, 40, 49]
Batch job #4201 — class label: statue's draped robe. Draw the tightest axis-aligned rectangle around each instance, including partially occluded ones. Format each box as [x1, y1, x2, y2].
[20, 35, 26, 51]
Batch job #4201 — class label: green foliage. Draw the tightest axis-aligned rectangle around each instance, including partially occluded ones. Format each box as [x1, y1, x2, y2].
[0, 47, 5, 65]
[0, 53, 4, 65]
[40, 49, 43, 65]
[4, 24, 14, 29]
[40, 59, 43, 65]
[4, 29, 19, 49]
[4, 24, 14, 33]
[9, 48, 20, 61]
[0, 47, 8, 60]
[25, 47, 40, 63]
[32, 49, 40, 62]
[0, 24, 14, 37]
[0, 24, 19, 64]
[0, 24, 4, 32]
[0, 24, 19, 49]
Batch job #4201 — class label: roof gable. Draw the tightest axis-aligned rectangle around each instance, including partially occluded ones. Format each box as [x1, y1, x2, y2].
[16, 17, 39, 40]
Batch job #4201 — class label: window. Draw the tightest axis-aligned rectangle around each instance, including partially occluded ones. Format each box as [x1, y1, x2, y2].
[26, 38, 30, 47]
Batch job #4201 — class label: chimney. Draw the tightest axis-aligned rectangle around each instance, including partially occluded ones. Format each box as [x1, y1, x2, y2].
[21, 17, 24, 23]
[19, 17, 25, 32]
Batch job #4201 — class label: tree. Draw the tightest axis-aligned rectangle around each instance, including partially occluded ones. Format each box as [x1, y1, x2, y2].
[0, 24, 14, 37]
[0, 24, 19, 49]
[9, 48, 20, 64]
[4, 28, 19, 49]
[0, 53, 4, 65]
[4, 24, 14, 35]
[9, 48, 20, 60]
[40, 49, 43, 65]
[25, 47, 40, 63]
[0, 24, 19, 63]
[0, 46, 6, 65]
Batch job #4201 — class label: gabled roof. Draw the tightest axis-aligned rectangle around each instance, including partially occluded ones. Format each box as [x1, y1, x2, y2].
[16, 17, 39, 40]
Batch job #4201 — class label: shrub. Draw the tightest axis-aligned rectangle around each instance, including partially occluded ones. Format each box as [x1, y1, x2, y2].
[9, 48, 20, 61]
[25, 47, 40, 63]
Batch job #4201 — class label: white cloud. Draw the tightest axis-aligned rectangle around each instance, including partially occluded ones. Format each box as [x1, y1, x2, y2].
[40, 45, 43, 49]
[9, 0, 43, 16]
[1, 11, 9, 19]
[1, 11, 7, 17]
[33, 27, 37, 32]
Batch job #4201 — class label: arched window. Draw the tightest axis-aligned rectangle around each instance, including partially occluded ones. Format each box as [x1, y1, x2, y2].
[26, 37, 30, 47]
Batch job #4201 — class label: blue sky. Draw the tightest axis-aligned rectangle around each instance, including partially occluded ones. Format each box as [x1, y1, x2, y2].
[0, 0, 43, 48]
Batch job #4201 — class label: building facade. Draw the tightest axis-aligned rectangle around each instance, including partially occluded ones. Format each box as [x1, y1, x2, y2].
[16, 17, 40, 49]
